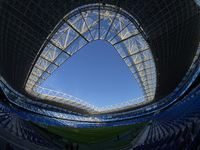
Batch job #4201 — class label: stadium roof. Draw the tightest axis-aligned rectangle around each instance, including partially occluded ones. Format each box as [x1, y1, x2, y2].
[0, 0, 200, 114]
[25, 3, 156, 103]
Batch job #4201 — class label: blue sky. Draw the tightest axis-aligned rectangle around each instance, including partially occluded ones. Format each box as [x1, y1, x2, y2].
[41, 40, 143, 107]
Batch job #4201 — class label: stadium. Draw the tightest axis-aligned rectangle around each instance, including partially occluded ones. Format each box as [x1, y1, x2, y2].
[0, 0, 200, 149]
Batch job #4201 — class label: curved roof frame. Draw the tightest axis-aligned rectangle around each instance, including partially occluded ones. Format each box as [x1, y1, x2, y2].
[35, 86, 146, 113]
[25, 3, 156, 109]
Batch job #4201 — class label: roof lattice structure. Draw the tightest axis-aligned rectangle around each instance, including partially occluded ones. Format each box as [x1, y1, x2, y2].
[25, 4, 156, 105]
[0, 0, 200, 114]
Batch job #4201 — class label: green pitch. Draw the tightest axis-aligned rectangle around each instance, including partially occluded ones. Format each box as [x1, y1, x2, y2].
[46, 123, 142, 145]
[32, 122, 147, 149]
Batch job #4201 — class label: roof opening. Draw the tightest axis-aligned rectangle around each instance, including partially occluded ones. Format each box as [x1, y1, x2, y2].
[40, 40, 143, 107]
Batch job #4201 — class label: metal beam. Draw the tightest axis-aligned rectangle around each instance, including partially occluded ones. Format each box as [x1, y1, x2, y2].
[98, 4, 100, 39]
[79, 11, 94, 40]
[109, 19, 131, 42]
[48, 40, 72, 56]
[131, 65, 154, 73]
[140, 84, 156, 89]
[127, 57, 153, 66]
[122, 47, 149, 59]
[104, 9, 119, 40]
[64, 19, 90, 43]
[40, 55, 60, 67]
[136, 72, 156, 79]
[136, 77, 155, 85]
[113, 31, 140, 45]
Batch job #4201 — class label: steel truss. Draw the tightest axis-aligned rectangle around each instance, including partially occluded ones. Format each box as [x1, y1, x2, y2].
[25, 3, 157, 110]
[33, 86, 146, 113]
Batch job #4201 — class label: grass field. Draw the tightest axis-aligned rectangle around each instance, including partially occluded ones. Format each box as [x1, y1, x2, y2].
[32, 122, 147, 150]
[46, 123, 141, 145]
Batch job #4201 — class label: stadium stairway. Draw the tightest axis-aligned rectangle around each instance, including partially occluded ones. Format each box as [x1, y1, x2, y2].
[131, 125, 151, 147]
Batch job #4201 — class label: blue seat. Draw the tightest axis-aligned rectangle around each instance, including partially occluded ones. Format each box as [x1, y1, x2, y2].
[2, 118, 11, 128]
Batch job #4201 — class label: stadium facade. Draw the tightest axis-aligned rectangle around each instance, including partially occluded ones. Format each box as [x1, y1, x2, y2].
[1, 0, 200, 149]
